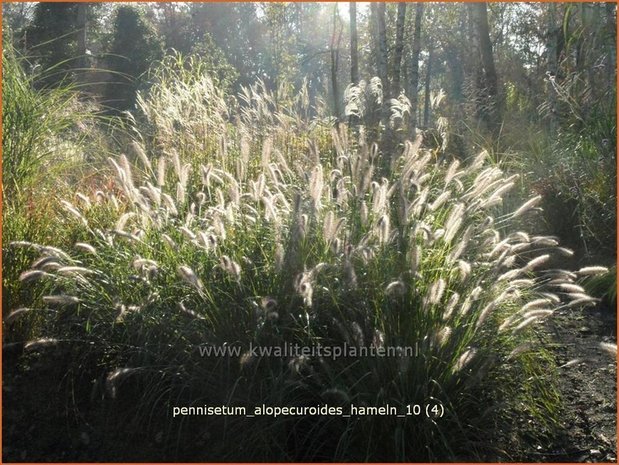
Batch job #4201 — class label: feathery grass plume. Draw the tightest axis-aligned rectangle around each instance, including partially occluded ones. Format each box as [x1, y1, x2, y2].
[156, 157, 166, 187]
[436, 326, 452, 347]
[360, 201, 369, 226]
[443, 203, 464, 243]
[323, 210, 335, 243]
[531, 236, 558, 247]
[454, 348, 477, 372]
[522, 298, 552, 312]
[131, 140, 152, 172]
[75, 192, 92, 209]
[577, 266, 609, 276]
[564, 296, 600, 308]
[599, 342, 617, 357]
[112, 230, 142, 243]
[370, 329, 386, 349]
[39, 261, 63, 272]
[556, 247, 575, 257]
[476, 302, 497, 328]
[115, 305, 141, 323]
[540, 292, 561, 303]
[511, 231, 530, 243]
[343, 256, 358, 290]
[507, 343, 535, 359]
[43, 295, 80, 306]
[213, 217, 227, 240]
[426, 279, 446, 306]
[60, 200, 88, 227]
[510, 279, 535, 288]
[57, 266, 95, 276]
[74, 242, 97, 255]
[309, 165, 324, 212]
[385, 280, 406, 297]
[133, 258, 158, 271]
[24, 338, 60, 351]
[563, 292, 590, 301]
[177, 265, 203, 291]
[559, 358, 588, 368]
[522, 254, 551, 272]
[376, 214, 391, 245]
[115, 212, 136, 232]
[10, 240, 43, 250]
[260, 297, 278, 313]
[220, 255, 242, 282]
[161, 193, 178, 216]
[179, 226, 196, 241]
[455, 260, 471, 282]
[511, 316, 544, 333]
[443, 292, 459, 321]
[444, 160, 460, 187]
[6, 307, 54, 324]
[555, 283, 586, 294]
[459, 295, 473, 316]
[485, 180, 516, 203]
[295, 273, 314, 308]
[19, 270, 50, 283]
[521, 309, 553, 320]
[449, 226, 473, 263]
[170, 148, 182, 180]
[162, 234, 177, 250]
[512, 195, 542, 218]
[274, 243, 285, 273]
[428, 190, 451, 212]
[407, 243, 421, 275]
[177, 302, 206, 321]
[106, 367, 140, 399]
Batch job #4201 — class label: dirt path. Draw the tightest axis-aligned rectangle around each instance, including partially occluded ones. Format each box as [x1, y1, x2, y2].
[533, 302, 617, 462]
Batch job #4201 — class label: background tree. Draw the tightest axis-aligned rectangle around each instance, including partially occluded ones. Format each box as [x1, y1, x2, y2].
[472, 2, 501, 131]
[350, 2, 359, 84]
[391, 3, 407, 97]
[103, 6, 163, 112]
[409, 3, 424, 130]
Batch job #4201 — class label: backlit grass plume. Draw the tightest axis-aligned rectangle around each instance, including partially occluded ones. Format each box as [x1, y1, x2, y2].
[9, 62, 603, 461]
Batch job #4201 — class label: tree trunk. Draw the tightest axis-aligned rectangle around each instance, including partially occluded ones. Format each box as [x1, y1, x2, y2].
[76, 3, 88, 72]
[375, 2, 389, 101]
[423, 45, 434, 127]
[409, 3, 424, 131]
[330, 5, 343, 119]
[350, 2, 359, 84]
[472, 2, 501, 127]
[392, 3, 407, 97]
[546, 2, 559, 131]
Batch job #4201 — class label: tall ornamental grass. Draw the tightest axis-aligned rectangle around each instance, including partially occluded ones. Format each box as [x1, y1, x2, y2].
[6, 58, 607, 460]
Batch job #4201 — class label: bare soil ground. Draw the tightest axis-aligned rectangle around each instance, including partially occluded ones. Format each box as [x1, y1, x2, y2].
[532, 302, 617, 462]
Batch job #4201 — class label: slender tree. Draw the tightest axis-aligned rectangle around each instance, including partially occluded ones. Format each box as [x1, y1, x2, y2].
[423, 45, 434, 127]
[330, 4, 343, 118]
[409, 3, 424, 130]
[373, 2, 389, 100]
[472, 2, 501, 127]
[391, 3, 407, 97]
[26, 3, 79, 86]
[104, 6, 163, 112]
[75, 3, 89, 81]
[350, 2, 359, 84]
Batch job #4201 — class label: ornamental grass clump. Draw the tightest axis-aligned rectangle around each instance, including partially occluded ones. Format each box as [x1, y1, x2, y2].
[8, 63, 603, 461]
